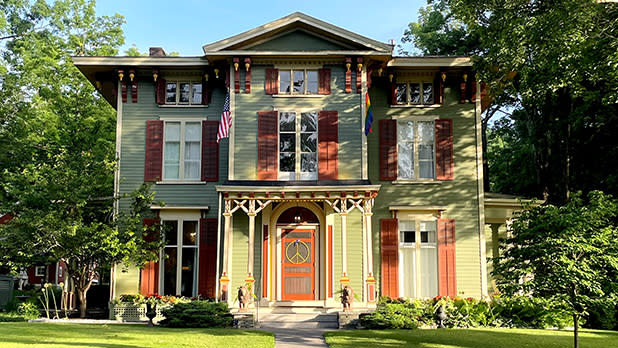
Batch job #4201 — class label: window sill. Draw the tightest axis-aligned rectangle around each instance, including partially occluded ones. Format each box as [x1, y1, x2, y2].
[391, 180, 442, 185]
[156, 181, 207, 185]
[158, 104, 208, 108]
[390, 104, 441, 108]
[272, 94, 326, 98]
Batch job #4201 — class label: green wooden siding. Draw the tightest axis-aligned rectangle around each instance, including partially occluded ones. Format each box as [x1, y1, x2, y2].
[368, 79, 483, 298]
[346, 209, 364, 298]
[117, 75, 228, 218]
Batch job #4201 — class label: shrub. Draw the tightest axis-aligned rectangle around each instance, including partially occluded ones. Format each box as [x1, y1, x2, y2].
[360, 297, 432, 329]
[583, 299, 618, 330]
[16, 302, 40, 320]
[492, 296, 572, 329]
[0, 313, 29, 322]
[159, 300, 233, 328]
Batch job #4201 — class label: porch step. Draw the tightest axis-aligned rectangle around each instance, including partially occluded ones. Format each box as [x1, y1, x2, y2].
[257, 313, 339, 329]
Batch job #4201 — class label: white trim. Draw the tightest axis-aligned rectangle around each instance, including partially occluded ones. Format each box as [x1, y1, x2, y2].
[155, 181, 206, 185]
[387, 57, 472, 67]
[150, 205, 210, 210]
[361, 65, 368, 180]
[161, 120, 202, 181]
[391, 180, 442, 185]
[35, 265, 46, 277]
[215, 184, 382, 192]
[72, 56, 208, 66]
[271, 94, 325, 99]
[229, 83, 235, 181]
[389, 205, 447, 212]
[158, 105, 207, 108]
[475, 79, 488, 298]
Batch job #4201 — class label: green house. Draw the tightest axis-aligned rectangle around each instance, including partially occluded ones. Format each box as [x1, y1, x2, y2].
[74, 12, 519, 312]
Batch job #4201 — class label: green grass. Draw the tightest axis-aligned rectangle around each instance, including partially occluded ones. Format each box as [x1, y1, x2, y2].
[0, 322, 274, 348]
[324, 328, 618, 348]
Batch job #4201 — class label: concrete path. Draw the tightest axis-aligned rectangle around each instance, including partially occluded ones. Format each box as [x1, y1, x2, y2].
[260, 327, 334, 348]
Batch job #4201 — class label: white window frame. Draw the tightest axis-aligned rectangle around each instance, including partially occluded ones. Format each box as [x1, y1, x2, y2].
[398, 214, 439, 299]
[161, 119, 203, 182]
[35, 266, 46, 277]
[278, 68, 319, 95]
[397, 119, 437, 181]
[159, 212, 200, 297]
[165, 80, 203, 105]
[277, 110, 319, 181]
[395, 81, 435, 105]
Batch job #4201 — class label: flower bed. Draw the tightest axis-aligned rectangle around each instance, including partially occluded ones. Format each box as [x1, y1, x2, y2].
[109, 294, 189, 322]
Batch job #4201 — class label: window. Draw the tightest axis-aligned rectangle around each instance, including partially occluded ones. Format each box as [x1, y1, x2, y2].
[398, 120, 435, 180]
[279, 69, 318, 95]
[35, 266, 46, 277]
[395, 81, 434, 105]
[279, 111, 318, 180]
[161, 220, 198, 296]
[165, 81, 202, 105]
[163, 121, 201, 181]
[399, 219, 438, 298]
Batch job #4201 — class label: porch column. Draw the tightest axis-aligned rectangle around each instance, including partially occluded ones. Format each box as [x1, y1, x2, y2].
[219, 208, 232, 301]
[340, 212, 349, 286]
[364, 209, 376, 304]
[246, 200, 256, 288]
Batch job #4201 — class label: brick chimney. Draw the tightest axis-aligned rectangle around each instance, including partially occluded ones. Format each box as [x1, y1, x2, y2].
[149, 47, 166, 57]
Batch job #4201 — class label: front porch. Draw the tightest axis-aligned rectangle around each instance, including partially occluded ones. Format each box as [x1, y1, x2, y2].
[216, 182, 381, 311]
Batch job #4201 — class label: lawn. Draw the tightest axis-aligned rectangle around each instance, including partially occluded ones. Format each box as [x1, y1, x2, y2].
[324, 328, 618, 348]
[0, 322, 274, 348]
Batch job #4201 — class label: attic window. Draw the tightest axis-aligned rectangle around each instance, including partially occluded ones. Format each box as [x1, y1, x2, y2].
[166, 81, 202, 105]
[280, 69, 318, 95]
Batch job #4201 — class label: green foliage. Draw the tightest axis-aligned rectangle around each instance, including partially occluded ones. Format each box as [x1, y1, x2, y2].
[583, 300, 618, 330]
[16, 302, 40, 320]
[159, 300, 233, 328]
[360, 296, 572, 330]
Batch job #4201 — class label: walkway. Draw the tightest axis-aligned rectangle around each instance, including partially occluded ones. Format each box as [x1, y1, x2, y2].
[260, 326, 334, 348]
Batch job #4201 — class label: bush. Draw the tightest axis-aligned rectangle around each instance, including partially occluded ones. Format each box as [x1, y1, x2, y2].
[159, 300, 233, 328]
[583, 300, 618, 330]
[492, 296, 571, 329]
[360, 297, 432, 329]
[0, 313, 29, 322]
[17, 302, 40, 320]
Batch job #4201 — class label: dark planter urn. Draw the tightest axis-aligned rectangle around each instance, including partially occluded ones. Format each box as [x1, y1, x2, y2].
[435, 305, 447, 328]
[145, 303, 157, 326]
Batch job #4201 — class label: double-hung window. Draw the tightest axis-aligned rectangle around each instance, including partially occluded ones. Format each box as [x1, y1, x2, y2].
[399, 219, 438, 298]
[166, 81, 202, 105]
[163, 121, 201, 181]
[279, 69, 319, 95]
[161, 220, 198, 297]
[395, 81, 434, 105]
[279, 111, 318, 180]
[398, 120, 435, 180]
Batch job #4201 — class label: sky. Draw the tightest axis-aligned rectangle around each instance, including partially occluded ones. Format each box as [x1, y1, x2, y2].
[94, 0, 427, 56]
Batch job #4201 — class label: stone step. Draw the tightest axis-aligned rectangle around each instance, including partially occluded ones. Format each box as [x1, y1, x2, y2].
[256, 313, 339, 329]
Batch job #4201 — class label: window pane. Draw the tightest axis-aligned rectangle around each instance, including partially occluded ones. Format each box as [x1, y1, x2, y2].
[420, 221, 436, 243]
[279, 133, 295, 152]
[421, 246, 438, 297]
[306, 71, 318, 94]
[301, 133, 317, 152]
[293, 71, 304, 93]
[185, 122, 201, 141]
[166, 83, 177, 103]
[301, 153, 317, 173]
[423, 83, 433, 104]
[400, 247, 416, 298]
[280, 71, 291, 93]
[410, 83, 421, 104]
[163, 248, 177, 295]
[418, 121, 434, 143]
[181, 248, 196, 297]
[179, 83, 190, 103]
[163, 221, 177, 245]
[164, 142, 180, 179]
[279, 112, 296, 131]
[396, 83, 406, 104]
[280, 152, 295, 172]
[301, 112, 317, 132]
[184, 142, 200, 180]
[192, 84, 202, 104]
[165, 122, 181, 141]
[183, 221, 197, 245]
[400, 231, 415, 243]
[397, 122, 414, 179]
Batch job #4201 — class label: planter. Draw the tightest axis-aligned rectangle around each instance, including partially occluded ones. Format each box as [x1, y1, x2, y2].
[109, 302, 166, 322]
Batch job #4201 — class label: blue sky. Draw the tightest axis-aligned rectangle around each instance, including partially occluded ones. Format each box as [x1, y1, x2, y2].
[95, 0, 427, 56]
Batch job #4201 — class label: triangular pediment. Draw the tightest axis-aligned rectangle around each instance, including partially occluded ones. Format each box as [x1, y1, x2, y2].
[202, 12, 392, 54]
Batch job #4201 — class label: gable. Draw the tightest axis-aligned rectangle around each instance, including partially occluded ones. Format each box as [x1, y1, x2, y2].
[247, 29, 353, 51]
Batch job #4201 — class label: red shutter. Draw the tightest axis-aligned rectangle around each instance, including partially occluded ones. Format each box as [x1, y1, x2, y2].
[257, 111, 278, 180]
[379, 119, 397, 181]
[391, 82, 398, 105]
[380, 218, 399, 298]
[245, 58, 252, 94]
[201, 79, 209, 105]
[460, 77, 467, 103]
[438, 219, 456, 297]
[156, 79, 166, 105]
[265, 68, 279, 95]
[140, 218, 160, 295]
[198, 218, 218, 298]
[131, 80, 138, 103]
[144, 120, 163, 182]
[318, 69, 331, 95]
[434, 73, 444, 104]
[121, 81, 128, 103]
[435, 119, 454, 181]
[201, 121, 219, 182]
[470, 76, 477, 103]
[318, 110, 338, 180]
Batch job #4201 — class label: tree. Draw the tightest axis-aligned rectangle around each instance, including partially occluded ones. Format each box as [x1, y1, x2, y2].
[0, 0, 150, 317]
[492, 191, 618, 348]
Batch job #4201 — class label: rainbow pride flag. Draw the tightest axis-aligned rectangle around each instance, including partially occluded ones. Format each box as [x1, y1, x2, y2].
[364, 92, 374, 135]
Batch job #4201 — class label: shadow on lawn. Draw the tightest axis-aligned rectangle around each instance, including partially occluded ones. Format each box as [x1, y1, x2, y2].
[325, 329, 618, 348]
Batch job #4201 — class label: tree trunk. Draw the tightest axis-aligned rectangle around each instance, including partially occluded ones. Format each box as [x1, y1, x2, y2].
[78, 288, 87, 318]
[573, 313, 579, 348]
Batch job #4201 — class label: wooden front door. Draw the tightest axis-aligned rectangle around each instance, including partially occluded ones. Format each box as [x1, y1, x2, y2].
[281, 228, 315, 300]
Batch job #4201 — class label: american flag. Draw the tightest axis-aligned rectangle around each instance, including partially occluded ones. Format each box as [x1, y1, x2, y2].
[217, 93, 231, 143]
